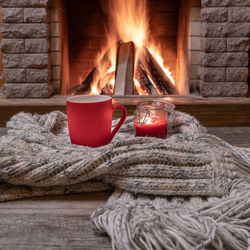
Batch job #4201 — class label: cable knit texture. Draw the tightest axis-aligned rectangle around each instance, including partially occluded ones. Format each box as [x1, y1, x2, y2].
[0, 110, 249, 249]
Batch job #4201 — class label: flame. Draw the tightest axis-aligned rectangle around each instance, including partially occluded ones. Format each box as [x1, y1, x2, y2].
[109, 0, 149, 48]
[148, 47, 175, 86]
[86, 0, 176, 95]
[90, 84, 100, 95]
[145, 116, 152, 124]
[134, 78, 149, 95]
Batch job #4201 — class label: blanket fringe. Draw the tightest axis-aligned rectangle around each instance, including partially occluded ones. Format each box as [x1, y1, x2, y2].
[91, 180, 250, 250]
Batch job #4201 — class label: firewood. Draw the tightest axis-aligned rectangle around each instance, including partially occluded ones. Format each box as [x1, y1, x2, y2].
[114, 41, 135, 95]
[101, 83, 113, 95]
[67, 68, 97, 95]
[140, 46, 178, 95]
[67, 49, 112, 95]
[135, 62, 160, 95]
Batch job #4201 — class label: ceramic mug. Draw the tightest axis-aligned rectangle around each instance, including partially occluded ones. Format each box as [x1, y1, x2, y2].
[67, 95, 127, 147]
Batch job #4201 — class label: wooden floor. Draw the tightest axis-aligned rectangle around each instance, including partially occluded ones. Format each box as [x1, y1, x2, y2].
[0, 127, 250, 250]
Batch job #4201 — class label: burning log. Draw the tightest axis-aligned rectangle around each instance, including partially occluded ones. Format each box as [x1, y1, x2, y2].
[135, 62, 159, 95]
[67, 49, 113, 95]
[140, 46, 178, 95]
[114, 41, 135, 95]
[101, 83, 113, 95]
[67, 68, 96, 95]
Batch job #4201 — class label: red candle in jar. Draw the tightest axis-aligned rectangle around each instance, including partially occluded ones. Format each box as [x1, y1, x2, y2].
[134, 101, 173, 139]
[134, 119, 167, 138]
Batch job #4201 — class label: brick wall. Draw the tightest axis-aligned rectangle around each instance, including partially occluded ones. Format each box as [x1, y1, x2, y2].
[0, 7, 3, 88]
[199, 0, 250, 96]
[1, 0, 52, 98]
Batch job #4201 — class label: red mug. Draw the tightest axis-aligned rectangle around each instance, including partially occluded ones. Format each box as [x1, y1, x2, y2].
[67, 95, 127, 147]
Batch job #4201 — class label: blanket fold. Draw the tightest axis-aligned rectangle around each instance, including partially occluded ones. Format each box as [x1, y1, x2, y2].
[0, 110, 239, 199]
[0, 110, 249, 249]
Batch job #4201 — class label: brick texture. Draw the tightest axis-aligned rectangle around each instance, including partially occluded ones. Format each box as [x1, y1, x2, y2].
[228, 7, 250, 22]
[1, 39, 25, 53]
[201, 38, 227, 52]
[200, 52, 248, 67]
[1, 0, 48, 7]
[25, 39, 49, 53]
[1, 1, 51, 98]
[2, 8, 24, 23]
[3, 54, 49, 69]
[201, 7, 228, 22]
[26, 69, 49, 82]
[200, 0, 249, 97]
[201, 22, 250, 37]
[2, 69, 26, 83]
[202, 0, 250, 7]
[200, 81, 248, 96]
[2, 83, 53, 98]
[226, 68, 249, 81]
[24, 8, 47, 22]
[200, 67, 226, 81]
[227, 38, 250, 52]
[1, 24, 48, 38]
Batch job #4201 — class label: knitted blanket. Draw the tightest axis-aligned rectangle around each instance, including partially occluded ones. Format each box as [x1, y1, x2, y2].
[0, 111, 249, 249]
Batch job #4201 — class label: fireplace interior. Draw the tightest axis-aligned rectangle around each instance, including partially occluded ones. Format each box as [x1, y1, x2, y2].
[60, 0, 192, 96]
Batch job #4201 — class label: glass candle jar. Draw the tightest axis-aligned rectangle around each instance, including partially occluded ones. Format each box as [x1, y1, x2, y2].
[134, 100, 174, 139]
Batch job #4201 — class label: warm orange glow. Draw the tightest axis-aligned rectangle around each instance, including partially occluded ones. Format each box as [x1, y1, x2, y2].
[147, 74, 161, 95]
[109, 0, 149, 48]
[134, 78, 149, 95]
[86, 0, 176, 95]
[148, 47, 175, 86]
[89, 84, 99, 95]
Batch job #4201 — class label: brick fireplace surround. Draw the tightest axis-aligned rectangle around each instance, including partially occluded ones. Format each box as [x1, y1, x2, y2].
[0, 0, 249, 98]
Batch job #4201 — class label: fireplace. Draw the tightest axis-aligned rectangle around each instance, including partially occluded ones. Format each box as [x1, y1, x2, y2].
[65, 0, 182, 96]
[0, 0, 249, 98]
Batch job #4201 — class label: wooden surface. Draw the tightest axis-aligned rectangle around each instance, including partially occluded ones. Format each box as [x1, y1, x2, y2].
[0, 93, 250, 127]
[0, 192, 112, 250]
[0, 127, 250, 249]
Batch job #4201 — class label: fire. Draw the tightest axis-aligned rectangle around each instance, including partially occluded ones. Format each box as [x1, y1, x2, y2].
[109, 0, 149, 48]
[134, 78, 149, 95]
[148, 47, 175, 86]
[86, 0, 176, 96]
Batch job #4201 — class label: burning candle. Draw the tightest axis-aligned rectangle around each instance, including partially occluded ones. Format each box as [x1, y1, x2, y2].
[134, 101, 173, 139]
[134, 117, 167, 138]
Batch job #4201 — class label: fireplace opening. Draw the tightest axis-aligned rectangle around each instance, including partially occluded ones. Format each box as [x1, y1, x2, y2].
[2, 0, 249, 98]
[59, 0, 192, 96]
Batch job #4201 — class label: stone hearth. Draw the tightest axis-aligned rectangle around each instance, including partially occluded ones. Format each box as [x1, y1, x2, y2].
[0, 0, 249, 98]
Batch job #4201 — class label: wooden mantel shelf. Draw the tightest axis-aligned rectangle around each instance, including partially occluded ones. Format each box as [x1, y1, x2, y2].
[0, 93, 250, 127]
[1, 94, 250, 106]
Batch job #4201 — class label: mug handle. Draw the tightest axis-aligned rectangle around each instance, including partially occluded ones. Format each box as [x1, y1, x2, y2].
[109, 105, 127, 142]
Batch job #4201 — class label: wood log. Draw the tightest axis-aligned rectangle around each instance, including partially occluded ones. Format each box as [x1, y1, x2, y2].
[67, 68, 97, 95]
[140, 46, 178, 95]
[135, 62, 160, 95]
[101, 83, 113, 95]
[67, 49, 112, 95]
[114, 41, 135, 95]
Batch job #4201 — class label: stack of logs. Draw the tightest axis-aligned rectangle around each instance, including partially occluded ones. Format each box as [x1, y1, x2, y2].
[68, 41, 178, 95]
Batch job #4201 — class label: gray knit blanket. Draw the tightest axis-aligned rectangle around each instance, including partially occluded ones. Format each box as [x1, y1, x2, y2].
[0, 110, 249, 249]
